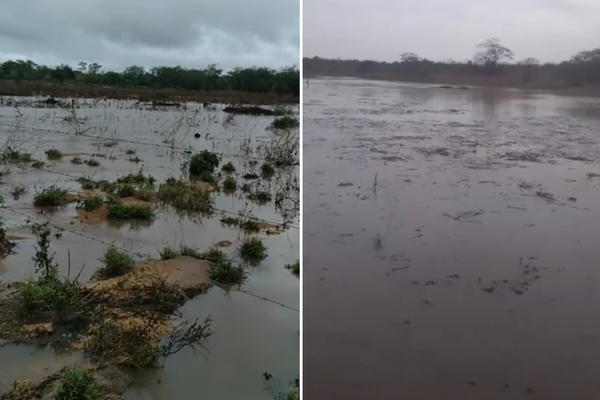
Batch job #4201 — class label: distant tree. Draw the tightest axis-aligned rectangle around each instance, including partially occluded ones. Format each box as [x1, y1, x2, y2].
[51, 64, 75, 84]
[474, 38, 514, 67]
[570, 48, 600, 64]
[400, 52, 420, 63]
[518, 57, 540, 66]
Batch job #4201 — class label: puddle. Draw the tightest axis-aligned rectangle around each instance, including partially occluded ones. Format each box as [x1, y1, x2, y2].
[303, 77, 600, 399]
[0, 97, 299, 399]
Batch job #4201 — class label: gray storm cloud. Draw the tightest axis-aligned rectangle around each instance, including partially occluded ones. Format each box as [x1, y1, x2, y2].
[303, 0, 600, 63]
[0, 0, 299, 71]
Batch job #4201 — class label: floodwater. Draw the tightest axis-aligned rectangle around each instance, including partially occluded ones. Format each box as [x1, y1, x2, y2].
[303, 78, 600, 399]
[0, 98, 299, 399]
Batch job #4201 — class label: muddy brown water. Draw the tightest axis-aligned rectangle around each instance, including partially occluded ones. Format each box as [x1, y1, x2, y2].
[303, 78, 600, 399]
[0, 98, 299, 399]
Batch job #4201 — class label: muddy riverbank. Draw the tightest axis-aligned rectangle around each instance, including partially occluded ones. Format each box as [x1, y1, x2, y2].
[303, 77, 600, 399]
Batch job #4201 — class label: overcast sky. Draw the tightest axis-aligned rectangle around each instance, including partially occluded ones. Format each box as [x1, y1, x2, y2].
[0, 0, 299, 72]
[304, 0, 600, 63]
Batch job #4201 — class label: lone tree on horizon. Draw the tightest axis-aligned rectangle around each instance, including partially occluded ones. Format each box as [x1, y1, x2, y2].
[474, 38, 514, 67]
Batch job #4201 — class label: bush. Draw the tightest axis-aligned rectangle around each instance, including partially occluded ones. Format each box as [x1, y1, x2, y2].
[98, 245, 135, 278]
[209, 259, 247, 285]
[222, 176, 236, 191]
[54, 368, 105, 400]
[82, 196, 104, 212]
[189, 150, 219, 175]
[33, 186, 69, 207]
[221, 162, 236, 173]
[108, 198, 155, 220]
[239, 238, 268, 261]
[45, 149, 64, 161]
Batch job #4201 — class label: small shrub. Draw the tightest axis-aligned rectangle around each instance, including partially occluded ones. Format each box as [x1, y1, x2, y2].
[222, 176, 236, 191]
[85, 158, 100, 167]
[71, 156, 83, 164]
[209, 259, 247, 285]
[221, 162, 236, 173]
[45, 149, 64, 161]
[33, 186, 69, 207]
[31, 160, 45, 169]
[54, 368, 105, 400]
[128, 156, 143, 163]
[285, 261, 300, 277]
[108, 198, 155, 220]
[10, 183, 27, 199]
[116, 184, 138, 198]
[98, 245, 135, 278]
[19, 279, 81, 317]
[199, 170, 214, 182]
[189, 150, 219, 175]
[261, 163, 275, 177]
[179, 245, 202, 258]
[270, 116, 299, 130]
[159, 246, 178, 260]
[197, 247, 226, 262]
[125, 149, 136, 155]
[82, 196, 104, 212]
[116, 172, 155, 186]
[239, 238, 268, 261]
[157, 179, 213, 214]
[248, 191, 272, 203]
[1, 149, 32, 163]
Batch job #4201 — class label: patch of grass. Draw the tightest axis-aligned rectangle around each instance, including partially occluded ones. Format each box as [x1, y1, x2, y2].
[108, 198, 155, 220]
[103, 140, 119, 148]
[82, 196, 104, 212]
[285, 260, 300, 277]
[31, 159, 45, 169]
[248, 190, 272, 203]
[85, 158, 100, 167]
[209, 259, 247, 285]
[239, 238, 268, 261]
[125, 149, 136, 155]
[199, 170, 214, 182]
[71, 156, 83, 164]
[98, 245, 135, 278]
[157, 179, 213, 214]
[197, 247, 226, 262]
[221, 162, 236, 173]
[241, 183, 251, 193]
[273, 105, 294, 116]
[159, 246, 178, 260]
[270, 115, 299, 130]
[128, 156, 143, 163]
[222, 176, 236, 191]
[10, 183, 27, 199]
[261, 163, 275, 177]
[116, 184, 138, 198]
[1, 149, 32, 163]
[19, 278, 81, 317]
[220, 217, 260, 232]
[45, 148, 63, 161]
[189, 150, 219, 175]
[33, 186, 69, 207]
[243, 173, 260, 180]
[179, 245, 202, 259]
[54, 368, 105, 400]
[116, 172, 156, 186]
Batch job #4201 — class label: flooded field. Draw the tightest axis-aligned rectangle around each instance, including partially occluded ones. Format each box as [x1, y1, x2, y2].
[303, 78, 600, 399]
[0, 98, 299, 399]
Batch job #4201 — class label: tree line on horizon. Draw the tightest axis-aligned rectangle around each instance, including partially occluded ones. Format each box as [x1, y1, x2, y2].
[304, 38, 600, 87]
[0, 60, 299, 96]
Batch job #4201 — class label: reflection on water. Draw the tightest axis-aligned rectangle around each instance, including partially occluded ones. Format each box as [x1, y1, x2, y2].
[303, 78, 600, 399]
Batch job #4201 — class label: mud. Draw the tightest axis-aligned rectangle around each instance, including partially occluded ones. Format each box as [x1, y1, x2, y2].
[0, 97, 299, 399]
[303, 77, 600, 399]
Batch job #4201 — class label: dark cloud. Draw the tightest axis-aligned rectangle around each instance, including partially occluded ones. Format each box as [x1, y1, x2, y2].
[304, 0, 600, 63]
[0, 0, 299, 71]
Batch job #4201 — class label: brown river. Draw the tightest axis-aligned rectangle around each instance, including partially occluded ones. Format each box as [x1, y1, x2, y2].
[303, 77, 600, 399]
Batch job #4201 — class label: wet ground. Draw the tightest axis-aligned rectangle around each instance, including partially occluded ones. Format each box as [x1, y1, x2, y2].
[303, 78, 600, 399]
[0, 98, 299, 399]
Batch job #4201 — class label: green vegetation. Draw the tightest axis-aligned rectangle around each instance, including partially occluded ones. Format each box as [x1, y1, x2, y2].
[54, 368, 106, 400]
[85, 158, 100, 167]
[220, 217, 261, 232]
[157, 178, 213, 214]
[82, 196, 104, 212]
[261, 163, 275, 177]
[45, 148, 63, 161]
[221, 162, 236, 173]
[285, 261, 300, 277]
[222, 176, 237, 191]
[128, 155, 143, 163]
[209, 259, 247, 285]
[0, 60, 299, 96]
[159, 245, 178, 260]
[239, 238, 268, 262]
[33, 186, 69, 207]
[1, 149, 32, 163]
[189, 150, 219, 176]
[125, 149, 136, 155]
[270, 115, 299, 130]
[107, 197, 155, 220]
[199, 170, 214, 182]
[71, 156, 83, 164]
[10, 183, 27, 199]
[32, 160, 45, 169]
[97, 245, 135, 278]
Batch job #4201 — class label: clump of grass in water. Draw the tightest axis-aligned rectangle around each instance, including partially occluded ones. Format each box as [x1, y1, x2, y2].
[10, 183, 27, 199]
[108, 197, 155, 220]
[261, 163, 275, 177]
[1, 149, 32, 163]
[222, 176, 236, 191]
[97, 245, 135, 278]
[71, 156, 83, 164]
[85, 158, 100, 167]
[159, 245, 178, 260]
[179, 245, 202, 259]
[45, 148, 63, 161]
[125, 149, 136, 155]
[248, 190, 272, 203]
[221, 162, 236, 173]
[239, 237, 268, 262]
[209, 259, 246, 285]
[31, 159, 45, 169]
[285, 260, 300, 277]
[54, 368, 105, 400]
[157, 178, 213, 214]
[220, 217, 260, 232]
[197, 247, 226, 262]
[82, 196, 104, 212]
[270, 115, 299, 130]
[116, 172, 156, 186]
[33, 186, 69, 207]
[128, 156, 143, 163]
[189, 150, 219, 176]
